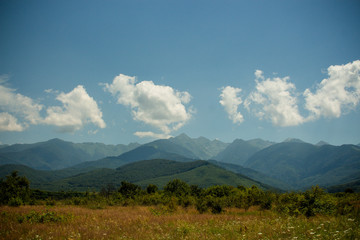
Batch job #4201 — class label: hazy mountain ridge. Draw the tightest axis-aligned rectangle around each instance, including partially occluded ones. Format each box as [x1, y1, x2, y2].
[72, 145, 194, 170]
[0, 135, 359, 192]
[0, 139, 139, 170]
[169, 133, 229, 160]
[244, 142, 360, 189]
[213, 138, 274, 165]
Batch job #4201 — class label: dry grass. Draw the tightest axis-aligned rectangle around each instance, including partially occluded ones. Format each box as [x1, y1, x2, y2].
[1, 205, 359, 240]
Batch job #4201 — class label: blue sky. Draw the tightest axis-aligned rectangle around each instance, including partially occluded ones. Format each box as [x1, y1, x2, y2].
[0, 0, 360, 145]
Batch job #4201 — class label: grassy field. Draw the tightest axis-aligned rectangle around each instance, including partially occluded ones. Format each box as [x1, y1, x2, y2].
[1, 205, 359, 240]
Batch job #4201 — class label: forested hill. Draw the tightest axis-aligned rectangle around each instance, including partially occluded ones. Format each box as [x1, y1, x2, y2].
[0, 159, 273, 192]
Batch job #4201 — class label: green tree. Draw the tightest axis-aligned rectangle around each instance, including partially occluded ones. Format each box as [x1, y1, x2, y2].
[118, 181, 141, 199]
[0, 171, 30, 205]
[146, 184, 158, 194]
[164, 179, 190, 197]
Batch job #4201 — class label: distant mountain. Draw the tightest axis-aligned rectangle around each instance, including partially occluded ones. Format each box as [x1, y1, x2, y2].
[72, 145, 193, 170]
[213, 138, 274, 165]
[283, 138, 307, 143]
[74, 135, 228, 170]
[0, 164, 96, 189]
[169, 133, 229, 159]
[244, 142, 360, 189]
[73, 142, 140, 161]
[316, 141, 330, 146]
[144, 138, 198, 159]
[208, 160, 291, 191]
[327, 177, 360, 193]
[0, 160, 271, 191]
[0, 139, 139, 170]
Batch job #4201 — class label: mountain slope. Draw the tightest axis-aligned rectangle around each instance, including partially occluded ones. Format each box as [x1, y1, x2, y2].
[0, 164, 96, 189]
[213, 138, 273, 165]
[144, 138, 198, 159]
[169, 133, 229, 159]
[244, 142, 360, 189]
[134, 163, 271, 189]
[0, 139, 139, 170]
[72, 145, 194, 170]
[57, 159, 272, 191]
[208, 160, 291, 191]
[1, 159, 271, 191]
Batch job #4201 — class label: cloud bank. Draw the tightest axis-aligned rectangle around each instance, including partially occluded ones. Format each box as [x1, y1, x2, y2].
[104, 74, 193, 138]
[0, 80, 105, 132]
[220, 60, 360, 126]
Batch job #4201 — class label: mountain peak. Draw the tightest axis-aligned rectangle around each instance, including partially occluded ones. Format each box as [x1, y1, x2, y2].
[283, 138, 306, 143]
[174, 133, 191, 140]
[316, 141, 330, 146]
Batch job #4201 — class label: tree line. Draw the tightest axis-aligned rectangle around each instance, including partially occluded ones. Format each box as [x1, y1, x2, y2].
[1, 171, 359, 218]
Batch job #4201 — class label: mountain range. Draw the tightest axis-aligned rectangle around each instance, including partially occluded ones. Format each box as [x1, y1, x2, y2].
[1, 134, 359, 192]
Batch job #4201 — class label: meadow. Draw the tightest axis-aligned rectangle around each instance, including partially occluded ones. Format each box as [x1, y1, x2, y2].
[1, 173, 359, 239]
[1, 205, 359, 240]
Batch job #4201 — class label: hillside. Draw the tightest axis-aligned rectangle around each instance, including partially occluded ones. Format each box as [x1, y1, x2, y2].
[244, 142, 360, 189]
[72, 145, 194, 170]
[0, 159, 270, 191]
[0, 139, 139, 170]
[213, 138, 273, 165]
[208, 160, 292, 190]
[169, 133, 229, 159]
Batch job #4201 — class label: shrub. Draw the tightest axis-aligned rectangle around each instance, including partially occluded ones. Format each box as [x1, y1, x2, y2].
[195, 197, 209, 214]
[8, 197, 23, 207]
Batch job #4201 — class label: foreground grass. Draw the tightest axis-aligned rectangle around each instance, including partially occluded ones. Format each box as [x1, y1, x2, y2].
[0, 205, 359, 240]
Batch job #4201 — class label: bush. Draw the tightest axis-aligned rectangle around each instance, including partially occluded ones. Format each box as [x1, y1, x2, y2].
[0, 171, 30, 205]
[196, 197, 209, 214]
[8, 197, 23, 207]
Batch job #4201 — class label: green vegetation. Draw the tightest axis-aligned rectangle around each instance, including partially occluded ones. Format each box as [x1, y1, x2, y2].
[1, 173, 359, 239]
[1, 172, 359, 220]
[0, 171, 30, 206]
[0, 160, 267, 192]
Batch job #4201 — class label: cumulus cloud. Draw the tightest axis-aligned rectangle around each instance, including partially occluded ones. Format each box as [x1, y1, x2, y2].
[221, 60, 360, 127]
[0, 112, 24, 131]
[244, 70, 304, 127]
[44, 85, 106, 132]
[104, 74, 193, 137]
[219, 86, 244, 124]
[0, 82, 43, 131]
[0, 78, 105, 133]
[304, 60, 360, 120]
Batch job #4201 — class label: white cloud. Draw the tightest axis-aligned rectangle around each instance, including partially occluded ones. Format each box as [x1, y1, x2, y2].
[304, 60, 360, 120]
[245, 70, 304, 127]
[0, 83, 43, 131]
[0, 112, 24, 131]
[104, 74, 193, 137]
[219, 86, 244, 124]
[44, 85, 106, 132]
[134, 131, 172, 139]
